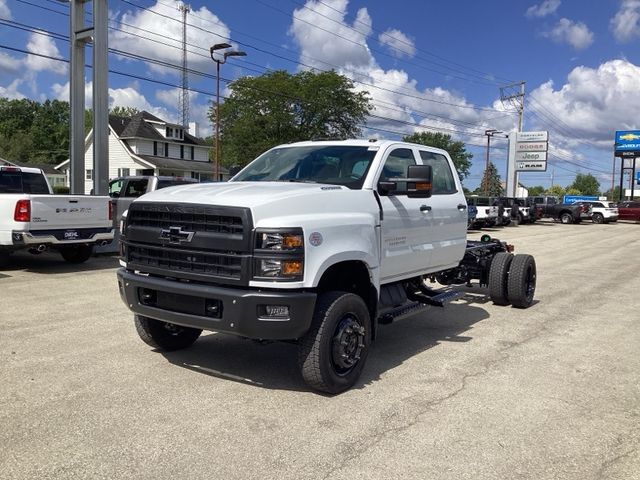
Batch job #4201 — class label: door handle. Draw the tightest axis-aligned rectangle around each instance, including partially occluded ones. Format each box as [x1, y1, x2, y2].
[420, 205, 432, 212]
[457, 204, 467, 210]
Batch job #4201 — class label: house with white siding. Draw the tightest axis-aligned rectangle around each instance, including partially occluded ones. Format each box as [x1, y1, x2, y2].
[56, 111, 222, 193]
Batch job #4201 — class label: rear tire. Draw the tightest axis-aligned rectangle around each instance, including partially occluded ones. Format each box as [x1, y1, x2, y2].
[59, 244, 93, 263]
[134, 315, 202, 351]
[488, 252, 513, 306]
[560, 212, 573, 224]
[592, 213, 604, 224]
[298, 292, 371, 394]
[507, 254, 537, 309]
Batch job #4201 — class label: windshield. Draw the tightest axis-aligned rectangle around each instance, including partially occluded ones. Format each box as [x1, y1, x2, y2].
[231, 145, 377, 189]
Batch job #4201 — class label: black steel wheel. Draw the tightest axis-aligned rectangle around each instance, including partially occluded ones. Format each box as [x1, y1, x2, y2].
[507, 254, 537, 309]
[592, 213, 604, 224]
[59, 244, 93, 263]
[488, 252, 513, 306]
[298, 292, 371, 394]
[134, 315, 202, 351]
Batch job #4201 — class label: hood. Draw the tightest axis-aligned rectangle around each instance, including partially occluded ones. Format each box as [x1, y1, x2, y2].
[136, 181, 350, 208]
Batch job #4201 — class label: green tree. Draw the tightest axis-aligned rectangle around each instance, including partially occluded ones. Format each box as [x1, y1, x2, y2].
[110, 106, 140, 118]
[403, 131, 473, 180]
[603, 185, 624, 201]
[545, 185, 566, 198]
[474, 161, 502, 195]
[527, 185, 545, 196]
[216, 70, 372, 167]
[568, 173, 600, 195]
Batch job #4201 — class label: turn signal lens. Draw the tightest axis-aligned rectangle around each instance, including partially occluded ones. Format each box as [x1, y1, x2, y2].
[282, 260, 303, 276]
[260, 232, 304, 250]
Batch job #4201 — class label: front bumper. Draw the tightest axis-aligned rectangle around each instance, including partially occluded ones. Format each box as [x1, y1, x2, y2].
[117, 268, 317, 340]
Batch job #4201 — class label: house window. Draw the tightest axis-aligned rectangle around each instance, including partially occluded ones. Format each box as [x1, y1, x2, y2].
[153, 141, 158, 156]
[118, 168, 130, 177]
[164, 143, 169, 157]
[86, 169, 93, 180]
[166, 127, 171, 137]
[180, 145, 184, 159]
[190, 146, 194, 160]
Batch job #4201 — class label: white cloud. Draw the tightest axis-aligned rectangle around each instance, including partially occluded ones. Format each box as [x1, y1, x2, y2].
[529, 59, 640, 145]
[526, 0, 561, 18]
[289, 0, 374, 72]
[0, 79, 25, 99]
[110, 0, 232, 76]
[378, 29, 416, 58]
[0, 51, 21, 74]
[0, 0, 11, 19]
[544, 18, 594, 50]
[610, 0, 640, 42]
[25, 32, 67, 75]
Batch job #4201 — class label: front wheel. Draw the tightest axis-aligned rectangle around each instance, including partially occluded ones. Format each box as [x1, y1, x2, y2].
[134, 315, 202, 351]
[59, 244, 93, 263]
[298, 292, 371, 394]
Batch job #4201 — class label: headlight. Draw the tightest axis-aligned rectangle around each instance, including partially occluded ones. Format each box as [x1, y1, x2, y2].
[254, 228, 304, 281]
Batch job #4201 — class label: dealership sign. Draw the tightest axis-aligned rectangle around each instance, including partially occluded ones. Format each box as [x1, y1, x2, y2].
[614, 130, 640, 156]
[512, 131, 549, 172]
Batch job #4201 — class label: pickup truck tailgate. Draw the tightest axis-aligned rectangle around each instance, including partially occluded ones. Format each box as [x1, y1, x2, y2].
[28, 195, 111, 230]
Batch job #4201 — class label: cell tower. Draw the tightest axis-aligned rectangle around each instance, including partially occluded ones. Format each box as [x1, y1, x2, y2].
[178, 3, 190, 127]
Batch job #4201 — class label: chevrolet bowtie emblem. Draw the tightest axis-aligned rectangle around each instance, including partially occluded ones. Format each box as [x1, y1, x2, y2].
[159, 226, 195, 244]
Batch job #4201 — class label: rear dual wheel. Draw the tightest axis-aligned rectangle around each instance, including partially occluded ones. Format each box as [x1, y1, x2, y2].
[488, 253, 536, 309]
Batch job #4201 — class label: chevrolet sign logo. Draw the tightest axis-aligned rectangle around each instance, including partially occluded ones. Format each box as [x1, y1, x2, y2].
[159, 226, 195, 244]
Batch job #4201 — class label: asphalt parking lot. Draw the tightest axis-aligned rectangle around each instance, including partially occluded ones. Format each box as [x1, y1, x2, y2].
[1, 220, 639, 480]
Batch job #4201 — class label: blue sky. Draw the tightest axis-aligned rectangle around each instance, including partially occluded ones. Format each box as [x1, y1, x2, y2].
[1, 0, 640, 191]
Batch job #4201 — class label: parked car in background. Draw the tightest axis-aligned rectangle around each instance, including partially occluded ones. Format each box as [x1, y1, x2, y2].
[573, 201, 618, 224]
[528, 195, 587, 224]
[466, 196, 499, 228]
[616, 200, 640, 221]
[0, 165, 113, 266]
[467, 204, 477, 229]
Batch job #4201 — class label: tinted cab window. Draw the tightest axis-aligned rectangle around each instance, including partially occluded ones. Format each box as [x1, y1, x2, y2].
[419, 150, 457, 194]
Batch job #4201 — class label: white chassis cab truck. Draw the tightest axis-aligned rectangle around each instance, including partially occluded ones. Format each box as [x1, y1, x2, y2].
[117, 140, 537, 393]
[0, 165, 114, 266]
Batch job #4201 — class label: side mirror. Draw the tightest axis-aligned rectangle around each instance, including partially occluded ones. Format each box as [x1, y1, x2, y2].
[406, 165, 432, 198]
[378, 181, 397, 195]
[110, 191, 120, 198]
[229, 165, 242, 177]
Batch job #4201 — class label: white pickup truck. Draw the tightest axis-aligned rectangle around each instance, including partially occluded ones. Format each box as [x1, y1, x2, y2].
[117, 140, 537, 393]
[0, 165, 114, 265]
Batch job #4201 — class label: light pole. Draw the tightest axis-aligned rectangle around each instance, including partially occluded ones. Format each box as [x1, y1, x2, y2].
[484, 129, 499, 195]
[210, 43, 246, 182]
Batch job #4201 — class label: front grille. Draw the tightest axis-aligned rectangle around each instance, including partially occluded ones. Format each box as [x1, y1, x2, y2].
[127, 205, 244, 236]
[128, 244, 243, 279]
[124, 202, 253, 285]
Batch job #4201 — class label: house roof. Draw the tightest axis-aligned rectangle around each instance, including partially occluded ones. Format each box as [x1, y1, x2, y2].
[109, 111, 208, 146]
[136, 155, 227, 174]
[5, 160, 62, 175]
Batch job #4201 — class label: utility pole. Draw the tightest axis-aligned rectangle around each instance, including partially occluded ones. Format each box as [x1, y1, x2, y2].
[500, 81, 525, 197]
[178, 3, 190, 128]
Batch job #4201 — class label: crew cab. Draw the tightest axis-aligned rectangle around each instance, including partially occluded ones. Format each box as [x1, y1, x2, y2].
[528, 195, 587, 224]
[616, 201, 640, 221]
[117, 140, 537, 393]
[0, 165, 113, 265]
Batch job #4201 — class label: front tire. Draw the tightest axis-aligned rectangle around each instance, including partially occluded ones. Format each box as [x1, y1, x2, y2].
[134, 315, 202, 351]
[488, 252, 513, 306]
[59, 244, 93, 263]
[507, 254, 537, 309]
[298, 292, 371, 394]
